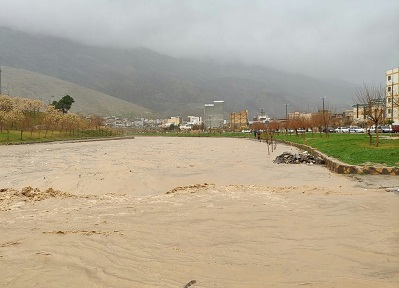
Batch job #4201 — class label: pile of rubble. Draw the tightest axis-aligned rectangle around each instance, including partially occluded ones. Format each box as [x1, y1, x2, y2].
[274, 151, 325, 165]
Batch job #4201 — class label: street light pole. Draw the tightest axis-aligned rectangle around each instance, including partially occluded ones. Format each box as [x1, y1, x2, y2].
[285, 104, 288, 121]
[321, 96, 326, 133]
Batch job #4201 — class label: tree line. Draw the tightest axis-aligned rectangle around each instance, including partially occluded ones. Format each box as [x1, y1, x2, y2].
[249, 85, 394, 147]
[0, 95, 115, 141]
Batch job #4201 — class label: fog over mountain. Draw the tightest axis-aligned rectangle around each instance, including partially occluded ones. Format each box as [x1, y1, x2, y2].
[0, 0, 397, 84]
[0, 1, 397, 118]
[0, 26, 358, 118]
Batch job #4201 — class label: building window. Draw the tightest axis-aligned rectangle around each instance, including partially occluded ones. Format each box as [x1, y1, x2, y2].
[388, 75, 392, 81]
[388, 109, 392, 115]
[388, 86, 391, 92]
[388, 98, 392, 103]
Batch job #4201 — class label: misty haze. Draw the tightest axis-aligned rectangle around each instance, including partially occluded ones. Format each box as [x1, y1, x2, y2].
[0, 1, 398, 288]
[0, 0, 398, 119]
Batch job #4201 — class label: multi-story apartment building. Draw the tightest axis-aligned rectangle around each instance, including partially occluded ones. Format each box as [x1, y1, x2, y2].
[204, 101, 224, 129]
[288, 111, 312, 120]
[165, 116, 181, 126]
[386, 68, 398, 125]
[230, 110, 248, 131]
[187, 116, 202, 125]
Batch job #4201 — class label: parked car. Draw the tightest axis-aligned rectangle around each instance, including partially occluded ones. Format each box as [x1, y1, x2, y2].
[381, 125, 392, 133]
[335, 126, 349, 133]
[368, 126, 383, 133]
[321, 127, 335, 133]
[348, 126, 365, 133]
[392, 125, 399, 133]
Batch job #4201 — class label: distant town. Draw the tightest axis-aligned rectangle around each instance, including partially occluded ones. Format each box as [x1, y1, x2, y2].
[0, 65, 397, 134]
[104, 68, 399, 133]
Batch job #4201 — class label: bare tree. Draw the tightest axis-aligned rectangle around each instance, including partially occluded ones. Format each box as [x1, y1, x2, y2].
[62, 113, 80, 135]
[14, 109, 26, 140]
[288, 116, 306, 137]
[88, 115, 105, 132]
[311, 113, 323, 137]
[355, 84, 386, 146]
[28, 99, 44, 118]
[0, 110, 5, 132]
[43, 105, 62, 137]
[0, 95, 14, 112]
[4, 109, 24, 141]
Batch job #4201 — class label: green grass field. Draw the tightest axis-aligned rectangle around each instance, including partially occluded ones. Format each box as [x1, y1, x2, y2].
[273, 132, 399, 167]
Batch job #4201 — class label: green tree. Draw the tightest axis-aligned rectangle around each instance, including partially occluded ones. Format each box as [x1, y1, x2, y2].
[52, 95, 75, 114]
[168, 123, 175, 131]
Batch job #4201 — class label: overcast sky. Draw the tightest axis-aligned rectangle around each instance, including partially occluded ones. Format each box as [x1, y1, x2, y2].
[0, 0, 398, 84]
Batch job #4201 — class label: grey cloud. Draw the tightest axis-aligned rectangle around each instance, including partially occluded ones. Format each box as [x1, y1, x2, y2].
[0, 0, 398, 84]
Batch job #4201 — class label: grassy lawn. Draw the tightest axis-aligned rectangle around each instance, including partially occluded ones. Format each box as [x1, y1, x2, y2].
[274, 132, 399, 167]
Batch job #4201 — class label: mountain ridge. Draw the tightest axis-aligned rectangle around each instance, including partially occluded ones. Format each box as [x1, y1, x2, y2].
[0, 26, 357, 118]
[0, 65, 151, 117]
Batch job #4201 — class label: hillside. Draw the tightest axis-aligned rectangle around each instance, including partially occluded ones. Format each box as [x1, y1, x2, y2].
[0, 26, 357, 118]
[1, 66, 151, 117]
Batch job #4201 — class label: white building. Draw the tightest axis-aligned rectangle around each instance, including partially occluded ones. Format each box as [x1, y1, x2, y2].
[187, 116, 202, 125]
[179, 115, 203, 130]
[386, 68, 399, 125]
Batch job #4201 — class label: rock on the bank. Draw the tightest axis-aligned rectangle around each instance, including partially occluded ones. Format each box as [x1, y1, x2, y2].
[274, 151, 325, 165]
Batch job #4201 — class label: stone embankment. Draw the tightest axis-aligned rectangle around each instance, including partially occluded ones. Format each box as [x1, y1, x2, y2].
[275, 140, 399, 175]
